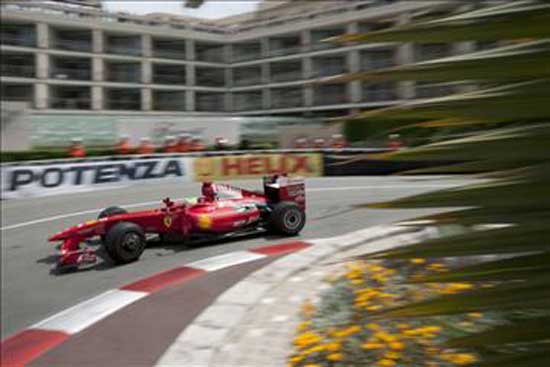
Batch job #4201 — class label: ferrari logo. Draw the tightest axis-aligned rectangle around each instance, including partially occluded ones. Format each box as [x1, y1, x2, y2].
[164, 215, 173, 228]
[197, 214, 212, 230]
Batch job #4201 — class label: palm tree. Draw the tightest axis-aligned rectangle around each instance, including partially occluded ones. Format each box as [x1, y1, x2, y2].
[325, 1, 550, 364]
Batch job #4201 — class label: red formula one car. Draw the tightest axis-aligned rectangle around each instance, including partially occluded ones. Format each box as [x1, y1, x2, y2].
[49, 175, 306, 270]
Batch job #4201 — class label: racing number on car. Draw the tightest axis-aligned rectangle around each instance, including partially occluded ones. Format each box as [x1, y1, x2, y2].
[164, 215, 173, 228]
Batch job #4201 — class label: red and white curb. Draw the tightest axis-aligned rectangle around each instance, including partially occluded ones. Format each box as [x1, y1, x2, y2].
[0, 241, 310, 367]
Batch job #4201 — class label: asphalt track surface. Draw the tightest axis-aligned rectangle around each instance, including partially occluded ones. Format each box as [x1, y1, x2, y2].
[1, 175, 476, 338]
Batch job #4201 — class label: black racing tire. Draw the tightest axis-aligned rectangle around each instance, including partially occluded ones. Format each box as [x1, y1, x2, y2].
[98, 206, 127, 219]
[98, 207, 128, 242]
[104, 222, 146, 265]
[268, 201, 306, 236]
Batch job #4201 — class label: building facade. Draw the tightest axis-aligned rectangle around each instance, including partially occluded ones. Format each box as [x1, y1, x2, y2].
[1, 0, 484, 119]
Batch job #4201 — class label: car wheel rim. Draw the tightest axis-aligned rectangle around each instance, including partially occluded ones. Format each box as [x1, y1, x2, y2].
[123, 232, 141, 252]
[284, 210, 301, 230]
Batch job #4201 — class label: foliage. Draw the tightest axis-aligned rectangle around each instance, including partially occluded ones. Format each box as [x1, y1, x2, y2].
[321, 0, 550, 365]
[289, 260, 497, 367]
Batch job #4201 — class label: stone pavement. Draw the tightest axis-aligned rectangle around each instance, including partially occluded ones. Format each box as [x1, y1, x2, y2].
[156, 225, 430, 366]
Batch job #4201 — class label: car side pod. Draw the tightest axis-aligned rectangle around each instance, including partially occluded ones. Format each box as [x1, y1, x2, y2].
[57, 237, 97, 270]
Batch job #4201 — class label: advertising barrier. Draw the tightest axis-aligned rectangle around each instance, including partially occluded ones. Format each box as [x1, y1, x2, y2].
[193, 153, 323, 181]
[1, 157, 193, 199]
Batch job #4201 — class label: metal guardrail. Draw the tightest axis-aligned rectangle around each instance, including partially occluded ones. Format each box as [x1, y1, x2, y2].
[0, 148, 390, 167]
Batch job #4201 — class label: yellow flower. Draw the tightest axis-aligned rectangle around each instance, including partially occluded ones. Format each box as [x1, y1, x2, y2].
[374, 331, 398, 343]
[377, 359, 396, 367]
[411, 258, 426, 264]
[467, 312, 483, 319]
[332, 325, 361, 338]
[289, 355, 304, 364]
[384, 351, 402, 360]
[427, 263, 448, 272]
[441, 353, 478, 365]
[301, 300, 316, 316]
[327, 353, 344, 361]
[389, 341, 405, 350]
[324, 342, 341, 352]
[367, 323, 381, 331]
[296, 321, 312, 332]
[303, 345, 325, 355]
[439, 283, 474, 294]
[294, 331, 323, 348]
[361, 342, 385, 350]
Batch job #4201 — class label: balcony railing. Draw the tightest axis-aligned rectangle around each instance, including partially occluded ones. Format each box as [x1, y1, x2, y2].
[363, 83, 397, 101]
[153, 100, 186, 111]
[415, 82, 455, 99]
[271, 70, 302, 83]
[271, 92, 303, 109]
[105, 45, 142, 56]
[49, 97, 91, 109]
[50, 67, 91, 80]
[231, 52, 262, 63]
[1, 64, 35, 78]
[152, 72, 186, 85]
[195, 50, 226, 63]
[314, 89, 348, 105]
[52, 38, 92, 52]
[268, 45, 301, 57]
[0, 34, 36, 47]
[311, 65, 348, 78]
[105, 99, 141, 110]
[106, 69, 141, 83]
[152, 49, 186, 60]
[233, 76, 262, 87]
[196, 101, 225, 112]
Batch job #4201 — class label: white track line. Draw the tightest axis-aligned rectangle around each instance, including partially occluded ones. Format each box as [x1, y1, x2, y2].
[0, 184, 456, 232]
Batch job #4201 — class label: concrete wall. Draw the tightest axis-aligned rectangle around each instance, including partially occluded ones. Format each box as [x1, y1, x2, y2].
[0, 102, 32, 151]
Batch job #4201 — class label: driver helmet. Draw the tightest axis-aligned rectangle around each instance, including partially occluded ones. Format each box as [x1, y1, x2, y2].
[201, 182, 216, 200]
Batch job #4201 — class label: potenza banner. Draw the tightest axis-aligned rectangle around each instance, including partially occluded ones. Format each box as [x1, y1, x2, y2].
[1, 157, 193, 199]
[193, 153, 323, 181]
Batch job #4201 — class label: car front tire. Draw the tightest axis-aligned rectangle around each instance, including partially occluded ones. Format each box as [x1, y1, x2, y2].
[104, 222, 146, 264]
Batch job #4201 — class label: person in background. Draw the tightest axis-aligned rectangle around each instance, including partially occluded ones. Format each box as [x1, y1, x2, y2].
[116, 135, 132, 155]
[137, 137, 155, 154]
[163, 136, 178, 153]
[176, 133, 191, 153]
[330, 134, 348, 149]
[190, 136, 206, 152]
[68, 137, 86, 158]
[215, 136, 229, 150]
[386, 133, 403, 151]
[313, 137, 326, 149]
[293, 137, 309, 149]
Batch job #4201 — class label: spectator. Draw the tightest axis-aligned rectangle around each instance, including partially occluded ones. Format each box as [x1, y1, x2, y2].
[330, 134, 348, 149]
[313, 137, 326, 149]
[137, 137, 155, 154]
[293, 137, 309, 149]
[190, 137, 206, 152]
[176, 133, 192, 153]
[215, 136, 229, 150]
[68, 138, 86, 158]
[116, 135, 132, 155]
[163, 136, 178, 153]
[386, 133, 403, 151]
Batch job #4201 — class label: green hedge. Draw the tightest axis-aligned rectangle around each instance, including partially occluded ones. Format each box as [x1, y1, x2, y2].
[1, 149, 119, 162]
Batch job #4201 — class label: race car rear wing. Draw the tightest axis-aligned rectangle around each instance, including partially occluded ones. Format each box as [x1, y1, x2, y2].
[263, 174, 305, 210]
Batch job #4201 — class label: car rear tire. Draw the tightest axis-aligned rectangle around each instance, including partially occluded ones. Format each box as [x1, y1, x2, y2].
[269, 201, 306, 236]
[104, 222, 146, 265]
[98, 206, 127, 219]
